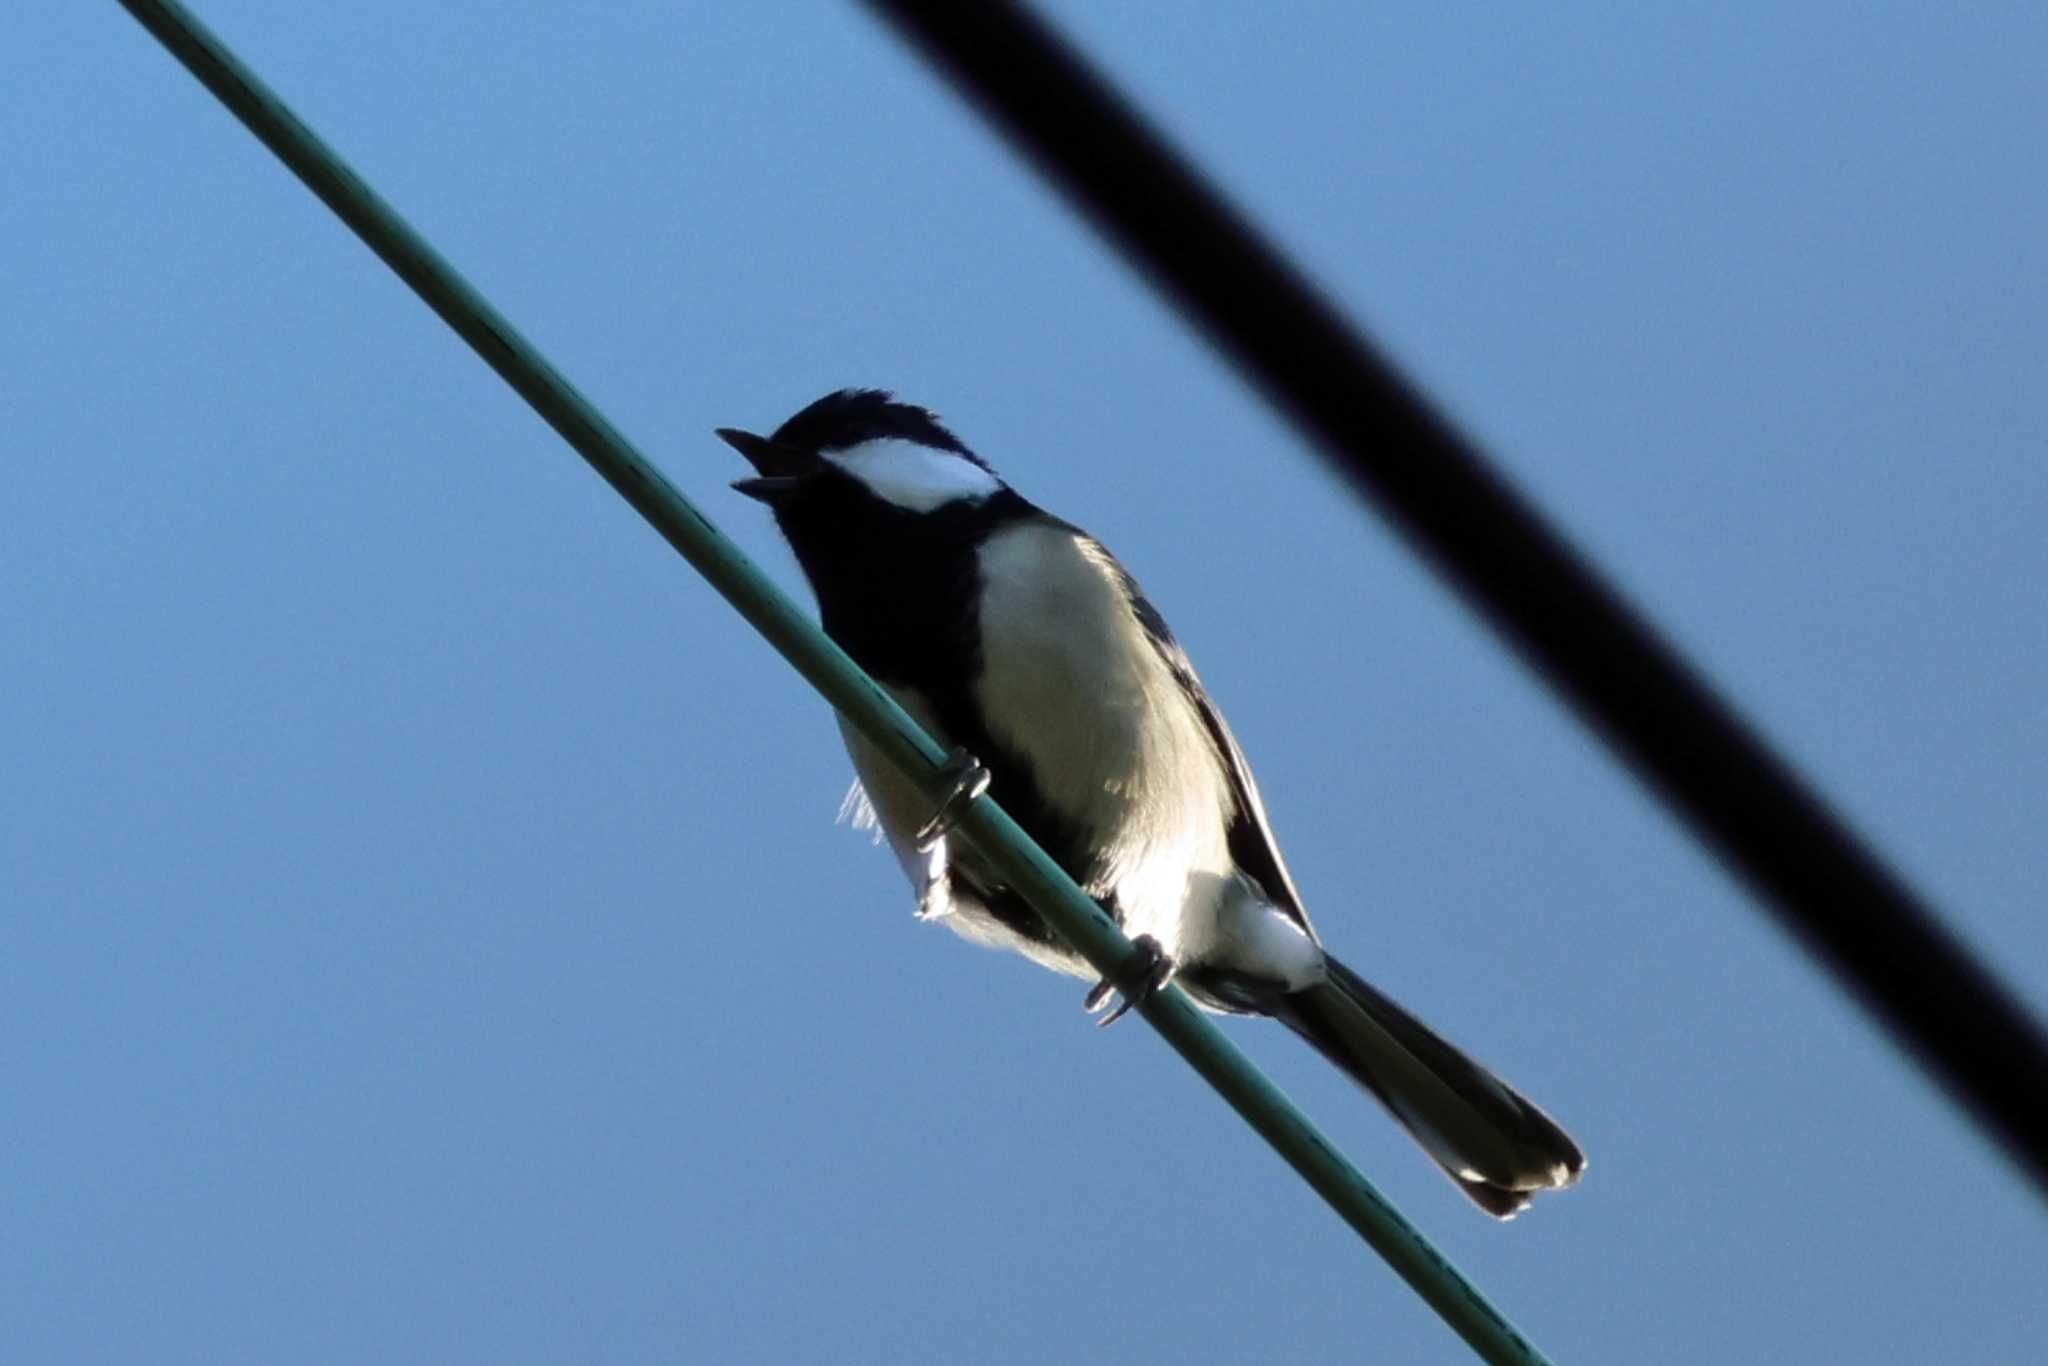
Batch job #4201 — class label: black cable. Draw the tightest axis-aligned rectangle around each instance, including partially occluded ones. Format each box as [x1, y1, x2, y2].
[861, 0, 2048, 1195]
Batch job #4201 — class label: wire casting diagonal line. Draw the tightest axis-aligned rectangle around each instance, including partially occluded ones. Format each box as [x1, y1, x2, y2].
[112, 2, 1563, 1363]
[858, 0, 2048, 1193]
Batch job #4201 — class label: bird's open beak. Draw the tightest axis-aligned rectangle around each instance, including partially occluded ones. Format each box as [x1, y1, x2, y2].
[716, 427, 817, 502]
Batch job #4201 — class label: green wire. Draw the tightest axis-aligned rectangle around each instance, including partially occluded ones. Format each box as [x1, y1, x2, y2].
[112, 3, 1561, 1361]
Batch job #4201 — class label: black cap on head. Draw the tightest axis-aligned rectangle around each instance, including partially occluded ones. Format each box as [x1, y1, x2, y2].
[768, 389, 986, 467]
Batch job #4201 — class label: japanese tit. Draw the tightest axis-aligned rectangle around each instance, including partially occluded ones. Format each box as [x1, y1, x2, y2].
[719, 389, 1584, 1217]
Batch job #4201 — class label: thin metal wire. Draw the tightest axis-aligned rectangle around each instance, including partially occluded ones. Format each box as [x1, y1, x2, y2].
[111, 2, 1562, 1362]
[860, 0, 2048, 1196]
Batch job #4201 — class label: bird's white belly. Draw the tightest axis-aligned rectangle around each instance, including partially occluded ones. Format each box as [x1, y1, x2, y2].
[972, 523, 1237, 962]
[835, 521, 1322, 993]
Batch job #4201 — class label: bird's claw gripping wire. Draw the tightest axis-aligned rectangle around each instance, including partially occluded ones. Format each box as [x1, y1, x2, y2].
[1084, 934, 1177, 1028]
[914, 746, 992, 852]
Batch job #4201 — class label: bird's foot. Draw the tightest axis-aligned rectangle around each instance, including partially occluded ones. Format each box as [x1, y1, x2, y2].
[914, 747, 992, 853]
[1083, 934, 1177, 1028]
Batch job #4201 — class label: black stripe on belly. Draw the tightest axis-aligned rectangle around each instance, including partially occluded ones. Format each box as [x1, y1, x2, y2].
[795, 494, 1115, 940]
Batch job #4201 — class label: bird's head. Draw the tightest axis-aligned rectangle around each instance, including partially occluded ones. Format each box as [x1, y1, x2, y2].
[716, 389, 1005, 517]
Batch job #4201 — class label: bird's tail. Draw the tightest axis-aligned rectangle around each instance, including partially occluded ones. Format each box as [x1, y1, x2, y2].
[1273, 954, 1585, 1218]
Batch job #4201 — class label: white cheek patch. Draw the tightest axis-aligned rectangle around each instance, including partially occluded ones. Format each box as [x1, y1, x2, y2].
[823, 438, 1002, 512]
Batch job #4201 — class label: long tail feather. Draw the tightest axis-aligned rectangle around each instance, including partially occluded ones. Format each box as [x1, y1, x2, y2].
[1274, 954, 1585, 1218]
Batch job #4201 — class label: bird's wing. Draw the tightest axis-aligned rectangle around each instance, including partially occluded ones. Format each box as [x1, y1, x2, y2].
[1112, 560, 1318, 940]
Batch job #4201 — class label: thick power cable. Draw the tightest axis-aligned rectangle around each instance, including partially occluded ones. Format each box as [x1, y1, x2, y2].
[860, 0, 2048, 1195]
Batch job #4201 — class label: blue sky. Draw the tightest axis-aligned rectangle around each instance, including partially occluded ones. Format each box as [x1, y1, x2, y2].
[6, 4, 2045, 1362]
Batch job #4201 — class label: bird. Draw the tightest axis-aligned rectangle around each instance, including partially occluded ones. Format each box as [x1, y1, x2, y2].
[717, 388, 1585, 1217]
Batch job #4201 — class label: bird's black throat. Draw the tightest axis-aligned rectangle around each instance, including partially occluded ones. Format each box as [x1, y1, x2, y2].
[776, 484, 1101, 947]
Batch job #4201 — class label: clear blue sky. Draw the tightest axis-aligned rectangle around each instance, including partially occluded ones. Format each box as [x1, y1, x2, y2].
[6, 4, 2045, 1362]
